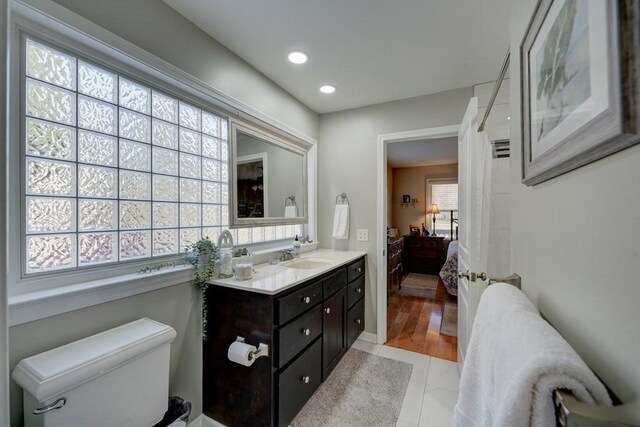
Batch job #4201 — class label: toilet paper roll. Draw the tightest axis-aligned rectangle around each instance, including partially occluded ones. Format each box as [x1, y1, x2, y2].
[228, 341, 257, 367]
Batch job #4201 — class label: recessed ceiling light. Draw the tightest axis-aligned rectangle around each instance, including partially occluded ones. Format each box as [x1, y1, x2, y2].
[320, 85, 336, 94]
[507, 116, 511, 120]
[287, 51, 309, 64]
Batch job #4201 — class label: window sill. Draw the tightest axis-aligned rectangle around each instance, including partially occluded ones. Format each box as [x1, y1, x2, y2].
[8, 266, 193, 326]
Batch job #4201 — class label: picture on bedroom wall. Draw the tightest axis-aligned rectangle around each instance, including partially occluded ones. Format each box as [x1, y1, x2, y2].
[521, 0, 640, 186]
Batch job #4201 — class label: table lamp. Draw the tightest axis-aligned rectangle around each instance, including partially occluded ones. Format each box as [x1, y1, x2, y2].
[427, 203, 440, 235]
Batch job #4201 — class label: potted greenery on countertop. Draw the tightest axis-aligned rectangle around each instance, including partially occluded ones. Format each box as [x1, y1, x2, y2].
[185, 237, 219, 340]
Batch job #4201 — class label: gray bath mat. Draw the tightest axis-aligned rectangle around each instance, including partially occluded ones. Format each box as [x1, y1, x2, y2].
[291, 348, 413, 427]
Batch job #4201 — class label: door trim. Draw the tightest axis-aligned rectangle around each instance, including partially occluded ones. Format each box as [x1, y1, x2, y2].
[376, 124, 460, 344]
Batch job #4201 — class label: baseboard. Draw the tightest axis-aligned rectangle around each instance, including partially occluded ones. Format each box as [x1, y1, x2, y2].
[358, 332, 379, 344]
[188, 414, 225, 427]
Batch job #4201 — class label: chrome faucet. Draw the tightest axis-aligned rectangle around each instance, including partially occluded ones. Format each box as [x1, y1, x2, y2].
[279, 249, 296, 261]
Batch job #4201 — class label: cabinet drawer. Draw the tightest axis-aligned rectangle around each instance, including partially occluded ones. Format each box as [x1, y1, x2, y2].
[347, 275, 365, 308]
[408, 248, 439, 258]
[276, 280, 322, 325]
[322, 267, 347, 298]
[277, 306, 322, 368]
[347, 299, 365, 349]
[277, 338, 322, 427]
[347, 258, 365, 282]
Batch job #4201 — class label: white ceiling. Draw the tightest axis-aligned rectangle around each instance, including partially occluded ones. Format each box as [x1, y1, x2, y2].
[387, 137, 458, 168]
[162, 0, 510, 114]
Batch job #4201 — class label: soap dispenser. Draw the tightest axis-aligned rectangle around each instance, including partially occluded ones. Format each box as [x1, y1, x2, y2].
[292, 235, 301, 256]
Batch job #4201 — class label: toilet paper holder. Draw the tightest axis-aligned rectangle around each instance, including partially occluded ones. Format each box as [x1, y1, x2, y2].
[235, 336, 269, 361]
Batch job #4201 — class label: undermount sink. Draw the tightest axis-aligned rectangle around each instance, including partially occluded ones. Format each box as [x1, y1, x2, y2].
[281, 257, 334, 270]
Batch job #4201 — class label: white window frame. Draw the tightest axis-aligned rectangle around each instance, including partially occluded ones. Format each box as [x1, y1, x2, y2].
[7, 0, 315, 325]
[426, 178, 458, 237]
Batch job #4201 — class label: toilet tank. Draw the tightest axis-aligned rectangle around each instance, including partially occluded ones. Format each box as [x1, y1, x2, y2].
[12, 318, 177, 427]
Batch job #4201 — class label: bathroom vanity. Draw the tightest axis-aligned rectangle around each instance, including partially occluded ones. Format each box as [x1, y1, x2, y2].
[203, 250, 366, 427]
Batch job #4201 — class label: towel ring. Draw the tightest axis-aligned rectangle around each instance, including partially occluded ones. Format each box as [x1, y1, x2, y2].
[335, 193, 350, 206]
[285, 195, 297, 207]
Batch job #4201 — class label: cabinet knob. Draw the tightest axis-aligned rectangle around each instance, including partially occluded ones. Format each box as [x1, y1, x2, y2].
[356, 288, 362, 294]
[301, 296, 311, 304]
[301, 376, 310, 384]
[356, 319, 362, 325]
[357, 267, 362, 273]
[324, 307, 331, 314]
[301, 328, 310, 336]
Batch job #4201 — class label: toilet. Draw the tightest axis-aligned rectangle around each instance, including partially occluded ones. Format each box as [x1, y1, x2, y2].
[12, 318, 177, 427]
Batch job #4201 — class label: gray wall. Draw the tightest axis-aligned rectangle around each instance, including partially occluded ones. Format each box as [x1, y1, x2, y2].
[8, 0, 320, 425]
[317, 88, 472, 334]
[510, 0, 640, 401]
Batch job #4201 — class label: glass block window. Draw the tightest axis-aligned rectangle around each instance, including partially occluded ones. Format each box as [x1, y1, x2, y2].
[23, 38, 303, 275]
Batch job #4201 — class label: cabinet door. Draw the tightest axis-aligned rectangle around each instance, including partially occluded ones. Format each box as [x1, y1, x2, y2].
[322, 288, 346, 380]
[347, 298, 365, 348]
[278, 338, 322, 427]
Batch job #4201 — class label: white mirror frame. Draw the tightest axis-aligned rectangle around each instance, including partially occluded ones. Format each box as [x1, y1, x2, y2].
[230, 119, 310, 227]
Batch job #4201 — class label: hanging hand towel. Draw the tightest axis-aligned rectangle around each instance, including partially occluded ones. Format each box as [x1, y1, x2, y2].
[332, 204, 350, 240]
[454, 283, 611, 427]
[284, 206, 297, 218]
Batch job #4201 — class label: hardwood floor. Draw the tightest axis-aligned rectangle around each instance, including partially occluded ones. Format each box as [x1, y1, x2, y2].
[386, 275, 458, 362]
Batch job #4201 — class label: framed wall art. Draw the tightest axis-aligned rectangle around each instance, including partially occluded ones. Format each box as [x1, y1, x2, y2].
[521, 0, 640, 186]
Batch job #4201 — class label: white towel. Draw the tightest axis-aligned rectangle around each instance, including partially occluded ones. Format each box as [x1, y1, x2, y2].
[454, 283, 611, 427]
[332, 204, 349, 240]
[284, 205, 297, 218]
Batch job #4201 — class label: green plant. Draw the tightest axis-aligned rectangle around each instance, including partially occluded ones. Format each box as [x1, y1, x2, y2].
[185, 238, 220, 340]
[233, 247, 249, 258]
[138, 261, 180, 274]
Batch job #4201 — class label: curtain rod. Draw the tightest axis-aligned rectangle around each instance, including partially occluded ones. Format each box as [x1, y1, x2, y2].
[478, 50, 510, 132]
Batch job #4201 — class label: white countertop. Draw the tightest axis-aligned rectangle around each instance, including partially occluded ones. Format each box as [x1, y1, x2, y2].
[208, 249, 367, 295]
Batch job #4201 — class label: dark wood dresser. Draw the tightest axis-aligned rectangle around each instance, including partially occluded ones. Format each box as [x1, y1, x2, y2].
[402, 235, 445, 275]
[387, 237, 403, 295]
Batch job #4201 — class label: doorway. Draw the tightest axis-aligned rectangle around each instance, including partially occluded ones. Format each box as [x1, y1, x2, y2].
[376, 125, 460, 361]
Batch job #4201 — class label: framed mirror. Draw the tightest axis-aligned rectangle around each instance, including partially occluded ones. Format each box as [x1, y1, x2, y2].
[230, 120, 310, 227]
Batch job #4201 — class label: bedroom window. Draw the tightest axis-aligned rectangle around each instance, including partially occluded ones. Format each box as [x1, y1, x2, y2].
[427, 179, 458, 239]
[21, 37, 302, 277]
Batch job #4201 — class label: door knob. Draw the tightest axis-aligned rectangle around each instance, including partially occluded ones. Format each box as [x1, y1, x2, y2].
[458, 270, 470, 280]
[301, 376, 310, 384]
[356, 319, 362, 325]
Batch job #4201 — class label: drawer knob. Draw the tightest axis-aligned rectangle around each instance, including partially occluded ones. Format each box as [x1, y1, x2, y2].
[301, 328, 310, 336]
[357, 267, 363, 273]
[324, 307, 331, 314]
[301, 376, 310, 384]
[356, 288, 362, 293]
[356, 319, 362, 325]
[301, 296, 311, 304]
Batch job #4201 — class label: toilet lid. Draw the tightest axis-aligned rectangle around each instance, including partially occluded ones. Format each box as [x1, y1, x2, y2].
[11, 318, 176, 402]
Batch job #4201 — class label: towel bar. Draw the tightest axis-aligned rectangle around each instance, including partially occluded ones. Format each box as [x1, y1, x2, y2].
[488, 273, 522, 289]
[554, 390, 640, 427]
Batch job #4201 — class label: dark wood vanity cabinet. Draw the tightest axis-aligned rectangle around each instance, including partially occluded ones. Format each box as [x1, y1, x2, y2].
[203, 257, 366, 427]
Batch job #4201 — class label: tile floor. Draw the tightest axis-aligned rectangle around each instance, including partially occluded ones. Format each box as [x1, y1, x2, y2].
[351, 338, 460, 427]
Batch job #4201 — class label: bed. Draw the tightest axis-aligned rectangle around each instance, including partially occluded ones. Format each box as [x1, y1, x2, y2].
[439, 240, 458, 296]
